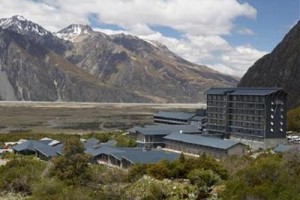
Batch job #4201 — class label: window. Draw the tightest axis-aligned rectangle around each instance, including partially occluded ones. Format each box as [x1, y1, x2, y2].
[270, 122, 274, 125]
[280, 128, 283, 132]
[270, 128, 274, 132]
[271, 115, 274, 119]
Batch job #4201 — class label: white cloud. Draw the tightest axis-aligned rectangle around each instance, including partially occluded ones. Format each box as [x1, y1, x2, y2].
[0, 0, 264, 76]
[0, 0, 256, 34]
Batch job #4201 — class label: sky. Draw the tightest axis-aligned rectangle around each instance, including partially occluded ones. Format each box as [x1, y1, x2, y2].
[0, 0, 298, 77]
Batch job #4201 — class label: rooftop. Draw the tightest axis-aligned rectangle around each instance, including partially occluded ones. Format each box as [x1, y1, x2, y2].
[154, 111, 195, 120]
[128, 125, 200, 135]
[206, 87, 284, 96]
[164, 133, 242, 150]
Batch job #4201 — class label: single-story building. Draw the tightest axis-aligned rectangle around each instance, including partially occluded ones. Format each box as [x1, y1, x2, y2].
[85, 145, 179, 168]
[273, 144, 300, 153]
[12, 138, 63, 160]
[154, 111, 196, 125]
[164, 132, 246, 158]
[128, 125, 201, 149]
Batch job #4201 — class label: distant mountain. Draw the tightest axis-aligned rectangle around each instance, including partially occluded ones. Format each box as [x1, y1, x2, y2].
[239, 21, 300, 108]
[0, 15, 238, 102]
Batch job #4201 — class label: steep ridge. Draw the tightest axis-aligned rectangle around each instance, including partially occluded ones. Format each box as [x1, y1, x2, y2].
[62, 30, 238, 102]
[0, 28, 149, 102]
[239, 21, 300, 108]
[0, 15, 238, 103]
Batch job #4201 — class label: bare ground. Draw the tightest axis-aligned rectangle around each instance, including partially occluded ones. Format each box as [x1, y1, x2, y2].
[0, 101, 205, 134]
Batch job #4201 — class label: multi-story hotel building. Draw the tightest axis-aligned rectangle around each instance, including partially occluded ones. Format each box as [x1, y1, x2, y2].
[206, 88, 287, 148]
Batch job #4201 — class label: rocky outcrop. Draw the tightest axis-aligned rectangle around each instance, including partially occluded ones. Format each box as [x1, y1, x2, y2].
[239, 21, 300, 108]
[0, 15, 238, 103]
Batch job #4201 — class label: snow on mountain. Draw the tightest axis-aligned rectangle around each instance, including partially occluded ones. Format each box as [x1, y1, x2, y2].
[0, 15, 49, 36]
[55, 24, 93, 41]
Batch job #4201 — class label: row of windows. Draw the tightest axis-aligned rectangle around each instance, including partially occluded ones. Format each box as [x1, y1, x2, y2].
[207, 107, 226, 113]
[229, 128, 264, 136]
[207, 95, 225, 101]
[230, 95, 265, 102]
[229, 121, 264, 129]
[207, 119, 224, 125]
[229, 109, 265, 116]
[207, 95, 265, 102]
[207, 101, 226, 107]
[207, 113, 225, 119]
[206, 124, 225, 131]
[229, 115, 265, 122]
[228, 103, 265, 109]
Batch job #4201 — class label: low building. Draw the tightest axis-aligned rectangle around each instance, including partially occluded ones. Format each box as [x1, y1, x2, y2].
[35, 144, 63, 161]
[273, 144, 300, 153]
[128, 125, 201, 149]
[164, 133, 246, 158]
[86, 145, 179, 168]
[12, 138, 62, 160]
[154, 111, 196, 125]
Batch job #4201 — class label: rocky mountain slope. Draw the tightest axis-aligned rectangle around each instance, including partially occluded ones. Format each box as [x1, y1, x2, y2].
[239, 21, 300, 108]
[0, 15, 238, 102]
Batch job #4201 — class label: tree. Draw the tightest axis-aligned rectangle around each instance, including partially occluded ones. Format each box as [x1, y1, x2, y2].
[51, 137, 91, 185]
[287, 107, 300, 131]
[188, 169, 221, 198]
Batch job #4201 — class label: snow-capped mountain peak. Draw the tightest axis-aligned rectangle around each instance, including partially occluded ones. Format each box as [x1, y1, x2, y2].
[0, 15, 50, 36]
[55, 24, 93, 41]
[58, 24, 93, 35]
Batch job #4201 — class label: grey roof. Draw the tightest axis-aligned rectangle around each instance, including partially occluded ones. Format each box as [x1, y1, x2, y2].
[109, 148, 179, 164]
[206, 88, 235, 95]
[164, 133, 241, 150]
[273, 144, 300, 153]
[190, 115, 206, 121]
[206, 87, 284, 96]
[137, 129, 173, 136]
[85, 138, 99, 145]
[34, 143, 62, 158]
[84, 138, 100, 149]
[12, 140, 46, 152]
[85, 144, 179, 164]
[128, 125, 200, 135]
[85, 145, 123, 157]
[103, 139, 117, 147]
[121, 150, 179, 164]
[154, 111, 195, 121]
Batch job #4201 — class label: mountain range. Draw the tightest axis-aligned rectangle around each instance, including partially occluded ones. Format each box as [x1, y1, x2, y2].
[0, 15, 238, 103]
[239, 21, 300, 108]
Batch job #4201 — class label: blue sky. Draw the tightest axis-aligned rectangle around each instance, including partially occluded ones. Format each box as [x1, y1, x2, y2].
[0, 0, 298, 76]
[226, 0, 299, 52]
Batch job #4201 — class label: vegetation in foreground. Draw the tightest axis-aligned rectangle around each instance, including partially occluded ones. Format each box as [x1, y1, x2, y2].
[287, 106, 300, 132]
[0, 133, 300, 199]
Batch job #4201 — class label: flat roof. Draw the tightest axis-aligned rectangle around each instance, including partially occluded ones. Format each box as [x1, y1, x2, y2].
[154, 111, 195, 120]
[206, 87, 284, 96]
[128, 125, 200, 135]
[164, 133, 241, 150]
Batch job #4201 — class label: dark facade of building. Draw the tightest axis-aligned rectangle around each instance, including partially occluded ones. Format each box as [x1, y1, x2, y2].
[153, 110, 207, 131]
[206, 88, 287, 141]
[153, 111, 196, 125]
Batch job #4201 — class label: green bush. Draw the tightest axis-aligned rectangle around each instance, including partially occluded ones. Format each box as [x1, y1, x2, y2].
[0, 157, 46, 195]
[287, 107, 300, 132]
[51, 137, 92, 186]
